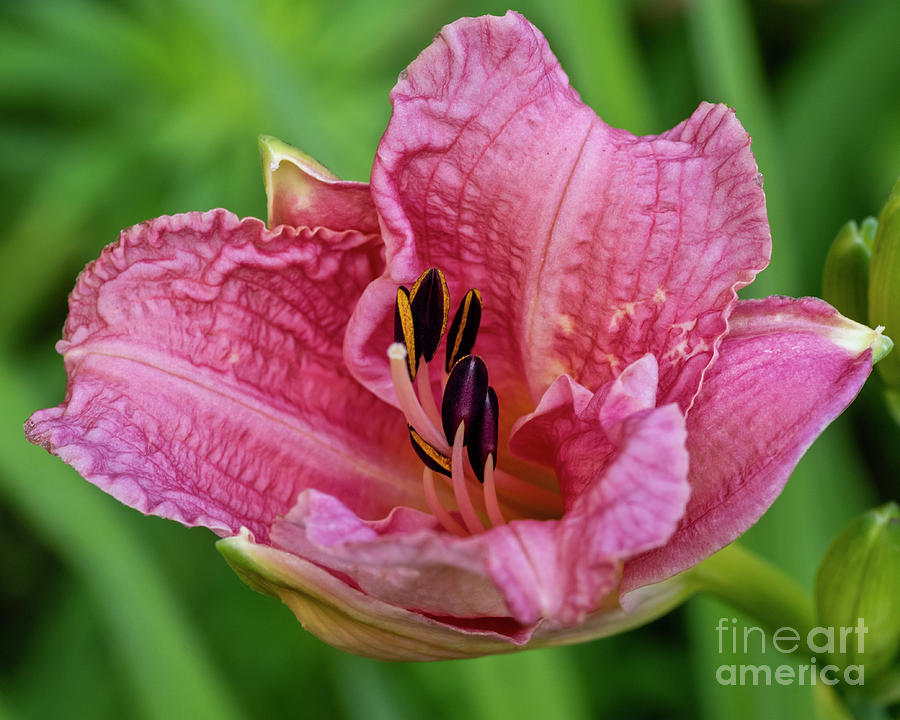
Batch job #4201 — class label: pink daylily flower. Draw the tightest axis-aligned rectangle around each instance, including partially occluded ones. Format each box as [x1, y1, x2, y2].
[26, 12, 891, 660]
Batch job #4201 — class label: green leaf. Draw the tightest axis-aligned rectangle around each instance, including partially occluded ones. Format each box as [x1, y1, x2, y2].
[0, 356, 244, 720]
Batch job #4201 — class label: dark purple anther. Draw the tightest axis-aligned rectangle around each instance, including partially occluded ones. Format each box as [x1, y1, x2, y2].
[467, 386, 499, 483]
[441, 354, 488, 446]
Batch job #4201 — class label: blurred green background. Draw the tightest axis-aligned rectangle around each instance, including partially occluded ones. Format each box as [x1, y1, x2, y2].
[1, 0, 898, 718]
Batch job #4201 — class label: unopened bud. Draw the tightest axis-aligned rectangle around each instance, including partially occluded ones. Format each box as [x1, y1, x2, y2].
[870, 179, 900, 389]
[815, 503, 900, 676]
[823, 218, 875, 323]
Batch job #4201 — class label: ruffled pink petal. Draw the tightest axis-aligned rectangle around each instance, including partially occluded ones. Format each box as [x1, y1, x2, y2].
[506, 374, 595, 472]
[596, 354, 659, 427]
[269, 380, 687, 629]
[220, 526, 693, 659]
[343, 275, 405, 404]
[271, 489, 512, 619]
[26, 210, 421, 540]
[260, 135, 380, 234]
[218, 529, 529, 660]
[483, 519, 615, 627]
[561, 404, 689, 556]
[346, 11, 770, 416]
[622, 296, 882, 592]
[508, 354, 660, 501]
[489, 403, 689, 625]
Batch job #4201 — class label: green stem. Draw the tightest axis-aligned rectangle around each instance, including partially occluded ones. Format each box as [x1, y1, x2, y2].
[688, 542, 815, 638]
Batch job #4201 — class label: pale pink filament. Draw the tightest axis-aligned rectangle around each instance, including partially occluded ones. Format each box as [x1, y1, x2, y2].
[422, 468, 467, 537]
[388, 343, 450, 454]
[435, 465, 487, 516]
[416, 365, 443, 430]
[482, 456, 506, 527]
[451, 422, 485, 534]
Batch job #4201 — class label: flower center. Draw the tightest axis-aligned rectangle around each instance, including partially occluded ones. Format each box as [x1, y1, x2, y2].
[388, 268, 562, 536]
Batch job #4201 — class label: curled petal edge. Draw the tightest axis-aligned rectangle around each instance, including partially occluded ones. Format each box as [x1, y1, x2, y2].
[623, 297, 890, 593]
[218, 528, 694, 661]
[259, 135, 380, 234]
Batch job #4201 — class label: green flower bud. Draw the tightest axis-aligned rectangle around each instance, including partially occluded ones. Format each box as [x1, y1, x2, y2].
[870, 178, 900, 388]
[815, 503, 900, 676]
[823, 218, 875, 323]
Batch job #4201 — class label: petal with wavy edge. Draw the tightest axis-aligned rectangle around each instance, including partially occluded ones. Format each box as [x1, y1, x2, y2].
[219, 527, 694, 660]
[26, 210, 420, 540]
[488, 403, 689, 625]
[506, 374, 595, 473]
[271, 489, 513, 619]
[622, 297, 882, 592]
[260, 135, 380, 234]
[269, 392, 687, 628]
[508, 354, 660, 501]
[219, 529, 521, 660]
[345, 11, 770, 417]
[597, 353, 659, 427]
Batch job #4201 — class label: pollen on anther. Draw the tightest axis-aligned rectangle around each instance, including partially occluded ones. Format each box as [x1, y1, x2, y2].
[445, 288, 482, 372]
[409, 268, 450, 363]
[409, 426, 451, 477]
[394, 287, 418, 379]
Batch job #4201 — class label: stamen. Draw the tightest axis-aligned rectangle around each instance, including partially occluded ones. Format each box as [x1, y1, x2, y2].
[433, 459, 489, 517]
[391, 274, 546, 528]
[394, 287, 418, 379]
[467, 386, 498, 483]
[451, 422, 485, 534]
[423, 468, 467, 537]
[415, 365, 443, 430]
[441, 354, 488, 445]
[389, 343, 451, 454]
[408, 426, 451, 477]
[482, 455, 506, 527]
[446, 288, 482, 372]
[409, 268, 450, 363]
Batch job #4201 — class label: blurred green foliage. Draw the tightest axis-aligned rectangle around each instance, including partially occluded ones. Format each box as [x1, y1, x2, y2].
[1, 0, 898, 718]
